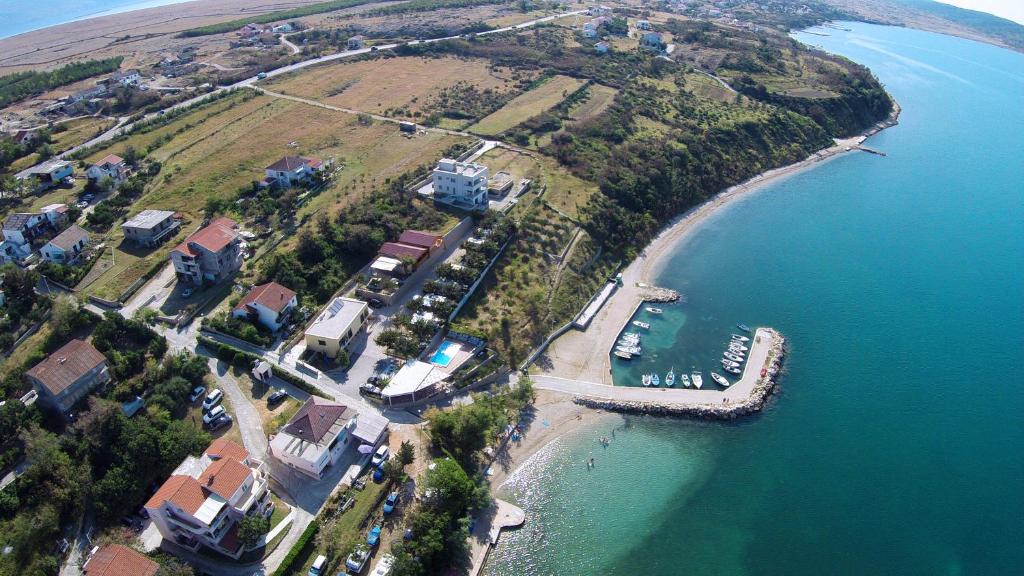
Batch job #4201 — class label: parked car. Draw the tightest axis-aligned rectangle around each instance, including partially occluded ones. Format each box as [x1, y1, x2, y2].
[82, 194, 95, 202]
[367, 525, 382, 547]
[373, 467, 384, 483]
[75, 200, 88, 209]
[383, 492, 398, 514]
[360, 383, 382, 397]
[267, 390, 289, 405]
[308, 554, 327, 576]
[202, 405, 225, 425]
[345, 545, 370, 573]
[207, 414, 232, 432]
[367, 298, 385, 309]
[202, 389, 223, 412]
[372, 445, 389, 467]
[370, 554, 395, 576]
[188, 386, 206, 403]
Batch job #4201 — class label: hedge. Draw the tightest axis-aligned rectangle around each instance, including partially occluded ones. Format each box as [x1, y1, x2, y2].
[196, 336, 319, 396]
[271, 519, 320, 576]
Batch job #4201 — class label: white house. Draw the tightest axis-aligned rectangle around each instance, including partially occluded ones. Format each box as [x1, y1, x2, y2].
[40, 224, 89, 264]
[170, 217, 243, 285]
[271, 23, 293, 33]
[262, 156, 326, 188]
[26, 159, 73, 190]
[121, 209, 180, 247]
[269, 397, 357, 479]
[380, 360, 447, 406]
[304, 297, 369, 359]
[86, 154, 129, 184]
[431, 158, 489, 210]
[347, 35, 366, 50]
[582, 22, 598, 38]
[636, 19, 653, 31]
[232, 281, 297, 331]
[145, 438, 271, 560]
[40, 203, 69, 226]
[594, 41, 610, 54]
[110, 70, 141, 87]
[2, 212, 46, 246]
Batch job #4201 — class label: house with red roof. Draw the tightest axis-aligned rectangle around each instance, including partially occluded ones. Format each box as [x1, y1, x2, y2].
[82, 544, 158, 576]
[232, 281, 297, 331]
[261, 156, 328, 188]
[145, 438, 270, 560]
[170, 217, 243, 285]
[86, 154, 130, 185]
[25, 339, 109, 415]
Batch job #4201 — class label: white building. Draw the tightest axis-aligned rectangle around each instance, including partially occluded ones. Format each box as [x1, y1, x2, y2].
[381, 360, 447, 406]
[232, 281, 297, 331]
[145, 439, 271, 560]
[121, 209, 180, 247]
[262, 156, 326, 188]
[304, 297, 369, 359]
[86, 154, 129, 184]
[432, 158, 489, 210]
[269, 397, 387, 479]
[40, 224, 89, 264]
[110, 70, 142, 87]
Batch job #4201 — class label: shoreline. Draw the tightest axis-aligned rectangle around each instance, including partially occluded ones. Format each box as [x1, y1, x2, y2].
[539, 100, 901, 385]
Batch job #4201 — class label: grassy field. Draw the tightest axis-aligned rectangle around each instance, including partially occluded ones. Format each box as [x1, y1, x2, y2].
[51, 117, 115, 152]
[75, 90, 467, 300]
[468, 75, 587, 135]
[568, 83, 618, 122]
[262, 56, 521, 119]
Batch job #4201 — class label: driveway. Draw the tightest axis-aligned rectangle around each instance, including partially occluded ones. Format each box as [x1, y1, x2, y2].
[119, 262, 176, 317]
[209, 358, 268, 457]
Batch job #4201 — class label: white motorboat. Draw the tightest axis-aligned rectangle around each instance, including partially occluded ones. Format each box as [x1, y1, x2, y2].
[642, 374, 652, 387]
[710, 372, 730, 387]
[665, 368, 675, 387]
[645, 307, 664, 314]
[614, 350, 633, 360]
[651, 373, 661, 386]
[721, 359, 741, 368]
[618, 337, 640, 346]
[723, 352, 745, 363]
[616, 345, 641, 355]
[623, 332, 641, 338]
[632, 321, 650, 330]
[691, 372, 703, 389]
[680, 373, 691, 387]
[728, 343, 749, 352]
[723, 365, 741, 375]
[731, 334, 750, 342]
[726, 349, 746, 359]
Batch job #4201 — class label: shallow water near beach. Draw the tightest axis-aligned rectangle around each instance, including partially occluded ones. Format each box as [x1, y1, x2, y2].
[487, 22, 1024, 575]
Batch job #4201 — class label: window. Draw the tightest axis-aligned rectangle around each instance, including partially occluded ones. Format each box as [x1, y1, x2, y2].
[318, 339, 326, 346]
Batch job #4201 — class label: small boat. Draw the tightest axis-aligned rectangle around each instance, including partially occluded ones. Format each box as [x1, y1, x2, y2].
[665, 368, 675, 387]
[623, 332, 641, 338]
[619, 336, 640, 344]
[723, 352, 745, 363]
[614, 350, 633, 360]
[721, 359, 740, 368]
[737, 324, 752, 333]
[632, 320, 650, 330]
[645, 307, 663, 314]
[691, 372, 703, 389]
[728, 343, 749, 352]
[723, 366, 741, 375]
[618, 340, 639, 348]
[642, 374, 652, 387]
[710, 372, 730, 387]
[731, 334, 750, 342]
[680, 373, 691, 387]
[616, 345, 641, 355]
[726, 348, 746, 359]
[652, 373, 660, 386]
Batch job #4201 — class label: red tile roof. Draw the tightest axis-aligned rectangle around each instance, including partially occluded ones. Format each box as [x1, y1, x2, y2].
[206, 437, 249, 462]
[284, 397, 350, 444]
[398, 230, 442, 250]
[145, 475, 206, 515]
[173, 217, 238, 256]
[83, 544, 158, 576]
[96, 154, 124, 168]
[26, 339, 106, 397]
[378, 242, 427, 262]
[198, 457, 251, 500]
[233, 282, 296, 315]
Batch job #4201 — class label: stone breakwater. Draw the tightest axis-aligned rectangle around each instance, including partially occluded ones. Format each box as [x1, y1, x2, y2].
[638, 285, 683, 303]
[574, 329, 787, 420]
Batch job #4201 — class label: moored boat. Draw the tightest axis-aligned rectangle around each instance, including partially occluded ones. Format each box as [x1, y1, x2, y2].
[737, 323, 751, 332]
[721, 359, 740, 368]
[710, 372, 730, 387]
[642, 374, 652, 387]
[632, 320, 650, 330]
[723, 352, 745, 363]
[691, 372, 703, 389]
[728, 343, 749, 352]
[616, 345, 641, 355]
[652, 373, 660, 386]
[666, 368, 675, 387]
[680, 373, 691, 387]
[731, 334, 750, 342]
[614, 350, 633, 360]
[723, 365, 741, 375]
[645, 307, 664, 314]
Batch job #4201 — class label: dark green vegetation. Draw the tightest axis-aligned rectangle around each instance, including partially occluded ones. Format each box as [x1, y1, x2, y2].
[0, 57, 123, 108]
[364, 0, 507, 17]
[0, 266, 51, 354]
[899, 0, 1024, 49]
[180, 0, 373, 37]
[0, 307, 210, 576]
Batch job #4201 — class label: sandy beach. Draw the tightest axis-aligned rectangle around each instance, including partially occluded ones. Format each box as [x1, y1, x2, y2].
[539, 102, 901, 385]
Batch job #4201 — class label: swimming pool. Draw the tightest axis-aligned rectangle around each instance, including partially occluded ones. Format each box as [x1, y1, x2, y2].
[429, 340, 460, 367]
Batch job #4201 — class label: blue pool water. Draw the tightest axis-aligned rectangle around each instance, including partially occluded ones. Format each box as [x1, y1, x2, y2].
[429, 340, 459, 367]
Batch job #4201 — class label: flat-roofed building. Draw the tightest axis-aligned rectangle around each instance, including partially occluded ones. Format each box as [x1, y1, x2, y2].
[432, 158, 489, 210]
[121, 210, 180, 247]
[304, 297, 369, 359]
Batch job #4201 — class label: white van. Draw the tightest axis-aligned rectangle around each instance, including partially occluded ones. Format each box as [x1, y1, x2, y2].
[371, 554, 395, 576]
[308, 554, 327, 576]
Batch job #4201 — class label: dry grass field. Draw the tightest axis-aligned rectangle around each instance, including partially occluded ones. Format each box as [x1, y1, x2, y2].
[262, 56, 521, 118]
[469, 75, 587, 135]
[568, 83, 618, 122]
[78, 89, 467, 300]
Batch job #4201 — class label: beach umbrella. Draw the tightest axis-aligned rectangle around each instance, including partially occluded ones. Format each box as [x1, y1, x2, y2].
[358, 444, 374, 454]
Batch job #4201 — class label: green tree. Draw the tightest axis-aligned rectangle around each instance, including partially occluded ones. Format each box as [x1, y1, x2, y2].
[397, 440, 415, 467]
[238, 515, 270, 549]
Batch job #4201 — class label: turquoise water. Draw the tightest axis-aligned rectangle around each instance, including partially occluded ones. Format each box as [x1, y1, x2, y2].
[487, 22, 1024, 575]
[430, 339, 459, 367]
[0, 0, 195, 39]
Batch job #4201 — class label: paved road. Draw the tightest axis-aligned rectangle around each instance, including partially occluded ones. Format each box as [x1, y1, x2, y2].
[208, 358, 268, 456]
[14, 9, 587, 180]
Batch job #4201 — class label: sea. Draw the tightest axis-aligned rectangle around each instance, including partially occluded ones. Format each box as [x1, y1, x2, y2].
[486, 22, 1024, 576]
[0, 0, 196, 40]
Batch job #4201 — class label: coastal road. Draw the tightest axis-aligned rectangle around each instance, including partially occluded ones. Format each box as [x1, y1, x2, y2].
[532, 328, 779, 405]
[14, 9, 586, 179]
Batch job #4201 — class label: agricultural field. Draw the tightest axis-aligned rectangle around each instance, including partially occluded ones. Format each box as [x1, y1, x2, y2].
[51, 116, 116, 152]
[567, 83, 618, 122]
[76, 89, 467, 300]
[261, 56, 524, 120]
[468, 75, 587, 135]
